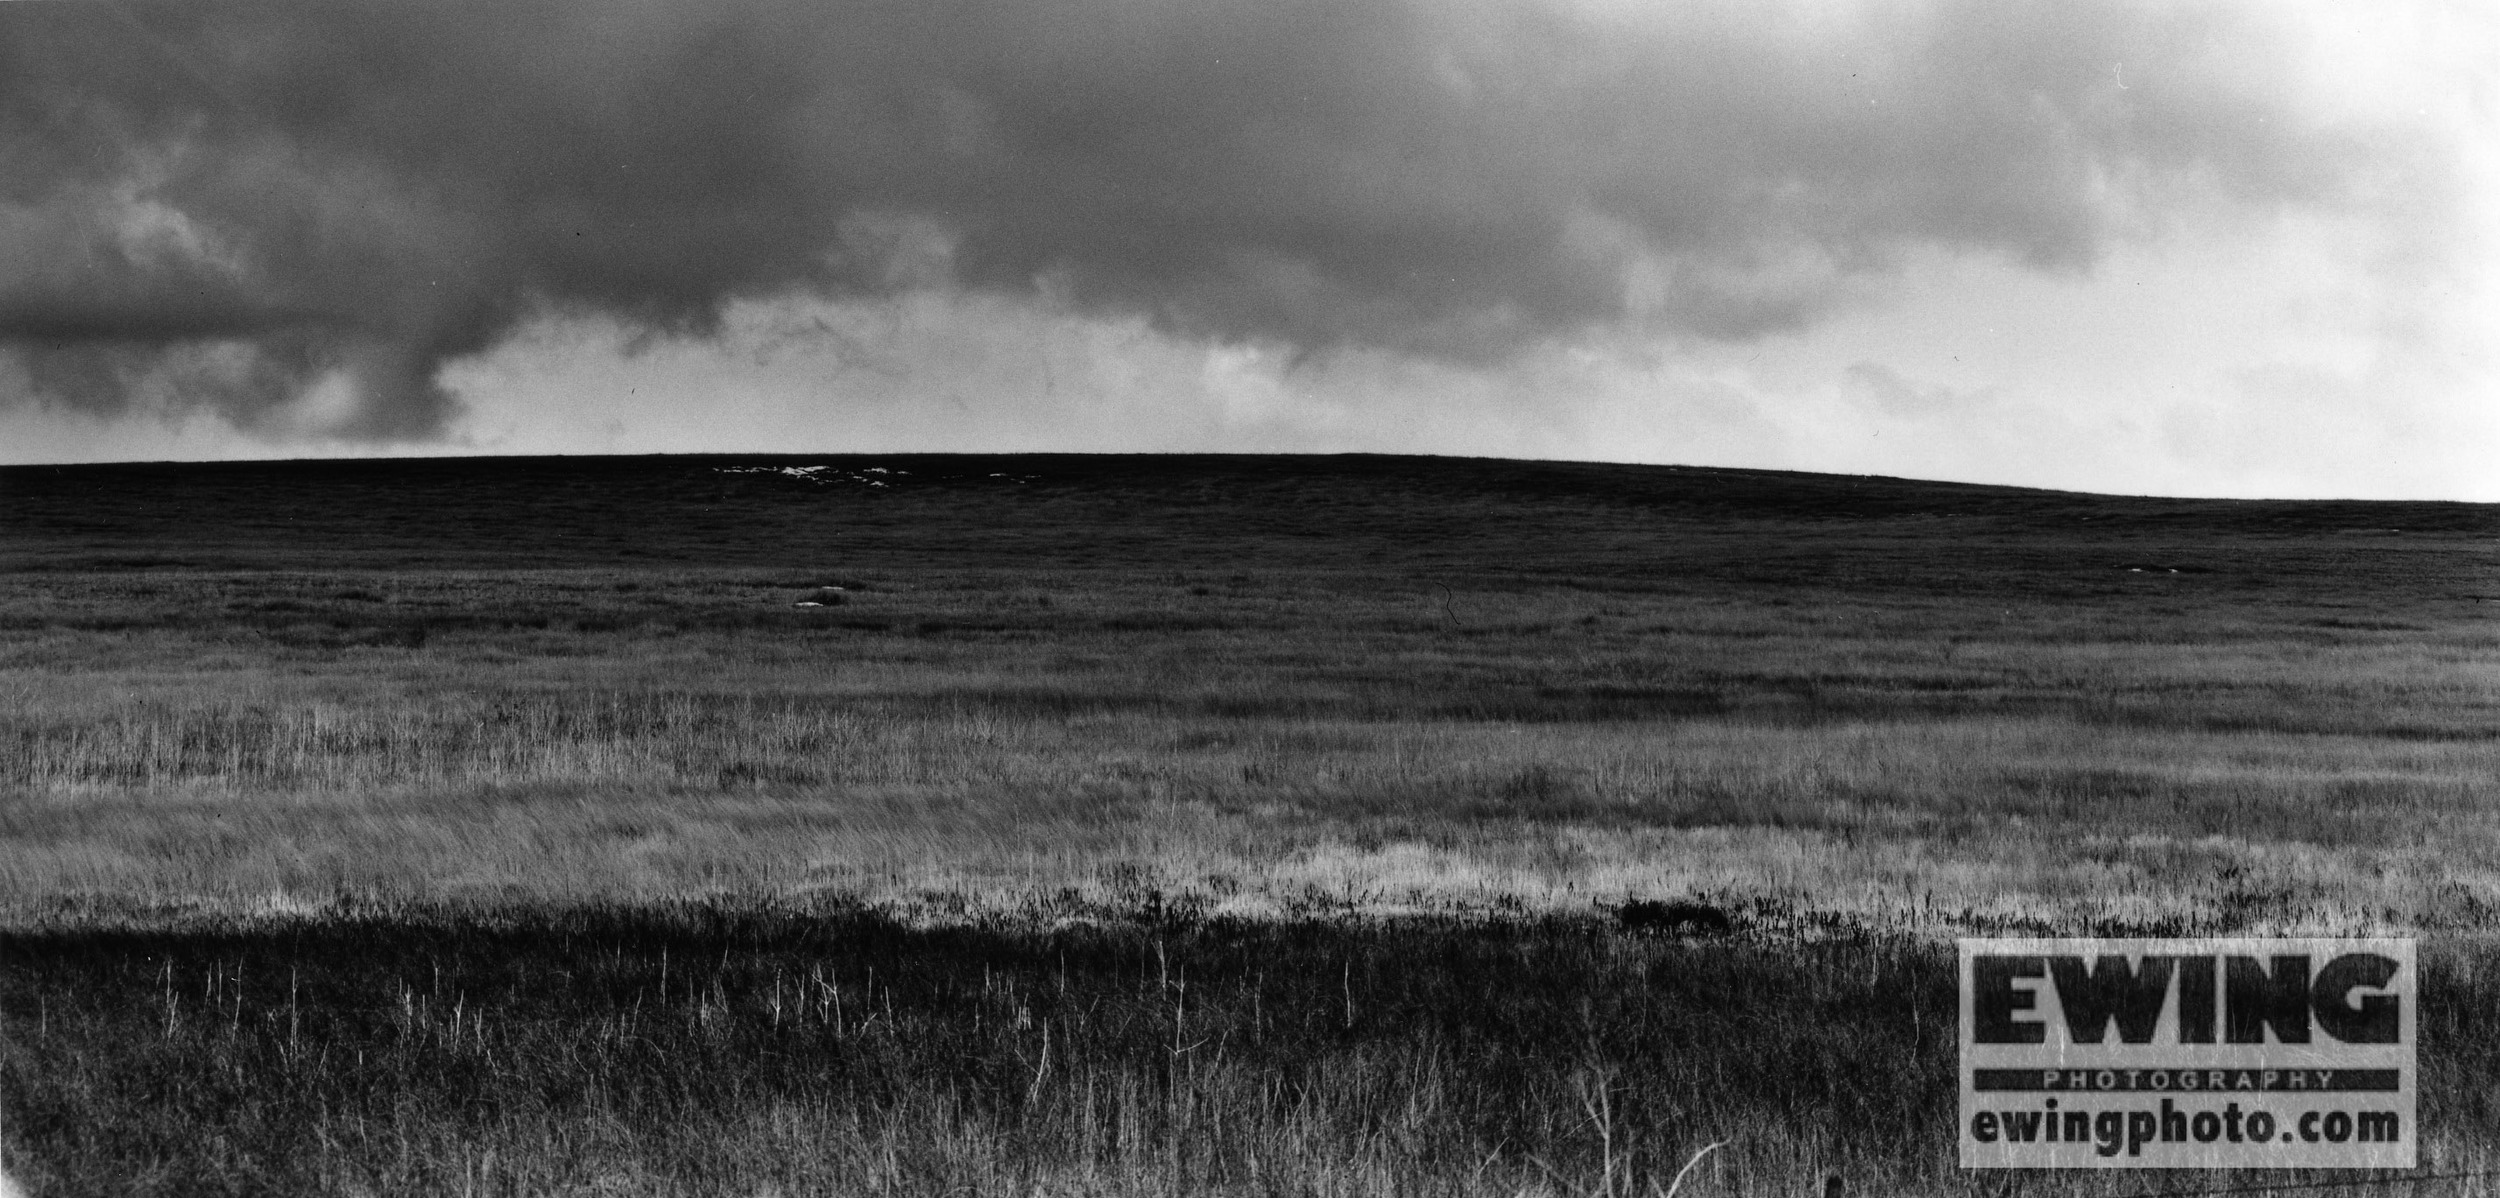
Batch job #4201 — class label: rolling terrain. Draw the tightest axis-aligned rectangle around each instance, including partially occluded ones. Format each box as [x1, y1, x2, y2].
[1, 453, 2494, 1196]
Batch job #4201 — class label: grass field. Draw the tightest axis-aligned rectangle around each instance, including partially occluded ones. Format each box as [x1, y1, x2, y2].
[2, 453, 2494, 1194]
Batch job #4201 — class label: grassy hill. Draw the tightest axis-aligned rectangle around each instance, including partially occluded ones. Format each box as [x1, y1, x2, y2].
[4, 450, 2493, 917]
[8, 452, 2495, 569]
[1, 453, 2494, 1195]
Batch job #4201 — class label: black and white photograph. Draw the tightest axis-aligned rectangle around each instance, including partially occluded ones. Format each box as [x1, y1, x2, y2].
[0, 0, 2493, 1193]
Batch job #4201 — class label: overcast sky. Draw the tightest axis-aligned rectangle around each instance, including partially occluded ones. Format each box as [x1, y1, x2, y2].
[2, 0, 2492, 499]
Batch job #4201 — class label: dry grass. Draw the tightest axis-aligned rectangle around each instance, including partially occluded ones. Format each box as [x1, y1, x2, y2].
[3, 558, 2493, 933]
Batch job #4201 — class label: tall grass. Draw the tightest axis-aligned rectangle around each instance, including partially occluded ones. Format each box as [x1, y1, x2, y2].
[10, 901, 2500, 1198]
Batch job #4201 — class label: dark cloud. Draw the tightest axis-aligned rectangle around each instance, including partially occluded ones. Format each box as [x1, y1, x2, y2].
[0, 0, 2409, 439]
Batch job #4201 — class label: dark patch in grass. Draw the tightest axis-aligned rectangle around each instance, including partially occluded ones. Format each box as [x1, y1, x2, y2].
[1092, 615, 1237, 632]
[66, 555, 202, 569]
[750, 575, 884, 592]
[1616, 899, 1737, 937]
[1531, 685, 1729, 717]
[59, 617, 155, 632]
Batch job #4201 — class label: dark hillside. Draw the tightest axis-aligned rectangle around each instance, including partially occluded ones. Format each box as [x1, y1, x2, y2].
[5, 452, 2492, 576]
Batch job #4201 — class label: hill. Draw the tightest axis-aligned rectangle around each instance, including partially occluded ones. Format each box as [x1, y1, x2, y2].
[6, 454, 2493, 625]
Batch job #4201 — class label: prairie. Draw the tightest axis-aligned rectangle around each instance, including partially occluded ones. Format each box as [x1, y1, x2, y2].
[1, 453, 2493, 1195]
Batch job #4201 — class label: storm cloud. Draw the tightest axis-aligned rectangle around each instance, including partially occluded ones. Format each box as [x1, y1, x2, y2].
[0, 0, 2430, 440]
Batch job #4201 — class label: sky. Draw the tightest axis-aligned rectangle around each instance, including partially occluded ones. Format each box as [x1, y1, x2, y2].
[1, 0, 2493, 499]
